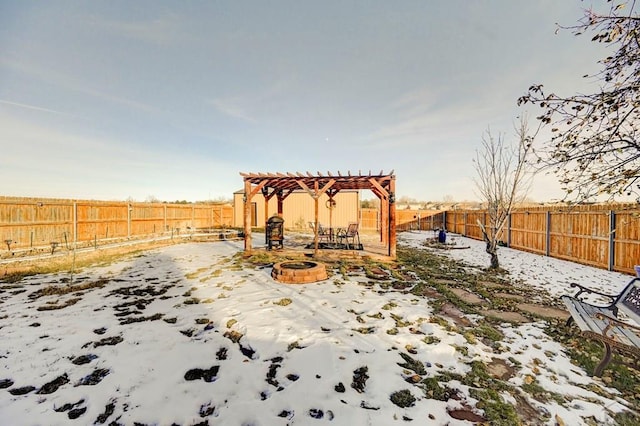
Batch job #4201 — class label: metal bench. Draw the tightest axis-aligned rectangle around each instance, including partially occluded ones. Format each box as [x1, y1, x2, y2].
[561, 278, 640, 376]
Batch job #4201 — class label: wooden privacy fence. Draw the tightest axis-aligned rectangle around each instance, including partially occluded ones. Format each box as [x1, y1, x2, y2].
[0, 197, 234, 251]
[359, 208, 445, 232]
[444, 205, 640, 275]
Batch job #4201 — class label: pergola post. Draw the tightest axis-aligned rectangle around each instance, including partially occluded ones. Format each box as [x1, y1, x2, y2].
[389, 178, 396, 258]
[277, 190, 284, 216]
[243, 179, 252, 253]
[262, 187, 270, 228]
[314, 182, 319, 256]
[381, 196, 388, 245]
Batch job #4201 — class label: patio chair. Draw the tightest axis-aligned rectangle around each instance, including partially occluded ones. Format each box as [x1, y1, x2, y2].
[310, 222, 331, 243]
[337, 222, 361, 249]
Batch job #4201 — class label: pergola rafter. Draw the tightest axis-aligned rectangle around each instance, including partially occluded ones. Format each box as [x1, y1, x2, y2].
[240, 170, 397, 258]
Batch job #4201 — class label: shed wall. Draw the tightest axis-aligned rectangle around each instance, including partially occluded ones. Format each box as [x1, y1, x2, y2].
[233, 191, 360, 229]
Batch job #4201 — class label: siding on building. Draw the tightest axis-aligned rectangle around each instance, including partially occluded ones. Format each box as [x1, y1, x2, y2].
[233, 190, 360, 230]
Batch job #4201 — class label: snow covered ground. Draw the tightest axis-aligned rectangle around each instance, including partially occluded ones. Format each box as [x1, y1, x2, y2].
[0, 232, 636, 425]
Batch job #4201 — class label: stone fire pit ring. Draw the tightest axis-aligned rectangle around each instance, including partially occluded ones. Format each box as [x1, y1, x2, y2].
[271, 260, 328, 284]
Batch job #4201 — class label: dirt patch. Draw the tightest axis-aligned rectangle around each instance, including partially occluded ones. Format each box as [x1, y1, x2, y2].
[487, 358, 516, 380]
[478, 280, 508, 289]
[351, 366, 369, 393]
[366, 266, 390, 280]
[517, 303, 570, 321]
[439, 302, 473, 327]
[448, 408, 487, 423]
[37, 374, 69, 394]
[433, 278, 459, 286]
[412, 286, 442, 299]
[78, 369, 110, 386]
[495, 292, 526, 301]
[83, 335, 124, 348]
[483, 309, 530, 324]
[513, 391, 545, 424]
[184, 366, 220, 382]
[449, 288, 488, 306]
[37, 297, 81, 311]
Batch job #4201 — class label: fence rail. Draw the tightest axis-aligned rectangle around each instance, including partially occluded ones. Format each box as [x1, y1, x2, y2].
[360, 208, 446, 232]
[0, 197, 234, 252]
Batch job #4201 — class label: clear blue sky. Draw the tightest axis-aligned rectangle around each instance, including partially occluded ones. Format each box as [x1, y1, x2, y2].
[0, 1, 609, 202]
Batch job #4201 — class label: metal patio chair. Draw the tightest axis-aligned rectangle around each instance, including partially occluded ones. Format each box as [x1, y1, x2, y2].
[337, 222, 361, 249]
[310, 222, 332, 243]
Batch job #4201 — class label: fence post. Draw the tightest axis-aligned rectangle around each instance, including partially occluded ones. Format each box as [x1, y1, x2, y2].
[608, 210, 615, 271]
[453, 209, 456, 233]
[545, 211, 551, 257]
[463, 212, 467, 236]
[484, 212, 487, 238]
[164, 205, 167, 233]
[73, 202, 77, 246]
[507, 213, 511, 248]
[127, 203, 131, 238]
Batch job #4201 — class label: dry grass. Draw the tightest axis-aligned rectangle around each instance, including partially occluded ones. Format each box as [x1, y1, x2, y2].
[1, 239, 183, 283]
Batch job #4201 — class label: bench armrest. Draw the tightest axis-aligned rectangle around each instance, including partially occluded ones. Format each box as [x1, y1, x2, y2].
[595, 312, 640, 336]
[569, 282, 618, 303]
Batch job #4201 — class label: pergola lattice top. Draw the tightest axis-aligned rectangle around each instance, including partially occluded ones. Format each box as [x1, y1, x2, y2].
[239, 170, 395, 194]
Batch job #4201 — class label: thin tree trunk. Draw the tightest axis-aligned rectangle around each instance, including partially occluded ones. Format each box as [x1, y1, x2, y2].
[485, 239, 500, 269]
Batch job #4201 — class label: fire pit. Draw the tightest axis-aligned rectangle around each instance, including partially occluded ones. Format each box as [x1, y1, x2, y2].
[271, 261, 328, 284]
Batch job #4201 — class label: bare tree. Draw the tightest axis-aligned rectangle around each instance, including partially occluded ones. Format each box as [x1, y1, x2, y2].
[473, 117, 537, 269]
[518, 1, 640, 201]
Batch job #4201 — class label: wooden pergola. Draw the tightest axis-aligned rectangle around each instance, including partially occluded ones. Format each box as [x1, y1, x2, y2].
[240, 171, 397, 258]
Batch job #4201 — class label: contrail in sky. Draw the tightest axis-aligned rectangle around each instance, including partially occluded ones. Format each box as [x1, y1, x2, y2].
[0, 99, 71, 116]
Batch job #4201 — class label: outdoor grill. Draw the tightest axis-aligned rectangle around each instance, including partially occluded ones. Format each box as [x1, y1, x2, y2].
[265, 215, 284, 250]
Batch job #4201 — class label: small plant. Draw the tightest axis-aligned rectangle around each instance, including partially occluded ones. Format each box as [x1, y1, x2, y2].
[353, 326, 375, 334]
[223, 330, 243, 343]
[182, 287, 197, 297]
[463, 331, 477, 344]
[381, 302, 397, 310]
[389, 389, 415, 408]
[472, 323, 503, 342]
[452, 344, 469, 357]
[390, 313, 411, 328]
[429, 315, 451, 329]
[185, 268, 207, 279]
[397, 352, 426, 375]
[422, 335, 441, 345]
[614, 411, 640, 426]
[274, 298, 292, 306]
[226, 319, 237, 328]
[287, 340, 300, 351]
[469, 388, 519, 426]
[420, 377, 448, 401]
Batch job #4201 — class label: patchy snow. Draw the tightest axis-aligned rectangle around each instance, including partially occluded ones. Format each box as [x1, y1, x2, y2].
[401, 231, 632, 302]
[0, 232, 635, 425]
